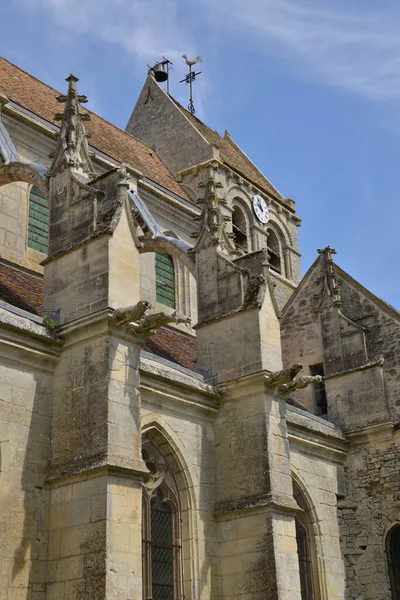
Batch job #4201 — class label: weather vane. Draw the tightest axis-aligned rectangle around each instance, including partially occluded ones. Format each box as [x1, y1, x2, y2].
[180, 55, 203, 115]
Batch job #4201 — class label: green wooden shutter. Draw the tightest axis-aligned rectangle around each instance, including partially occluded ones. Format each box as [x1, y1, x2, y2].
[28, 186, 49, 253]
[155, 253, 176, 308]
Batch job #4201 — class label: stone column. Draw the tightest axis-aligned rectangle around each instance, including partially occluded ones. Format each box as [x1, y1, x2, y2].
[214, 372, 302, 600]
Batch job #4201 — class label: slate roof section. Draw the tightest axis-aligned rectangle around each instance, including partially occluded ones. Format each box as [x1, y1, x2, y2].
[174, 99, 284, 201]
[143, 326, 197, 372]
[0, 262, 43, 315]
[0, 56, 189, 200]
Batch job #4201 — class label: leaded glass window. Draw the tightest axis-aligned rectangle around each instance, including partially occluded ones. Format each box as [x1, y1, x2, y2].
[28, 186, 49, 253]
[142, 439, 183, 600]
[155, 253, 176, 308]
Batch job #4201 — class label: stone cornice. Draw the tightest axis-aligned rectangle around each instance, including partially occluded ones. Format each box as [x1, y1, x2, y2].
[47, 456, 149, 484]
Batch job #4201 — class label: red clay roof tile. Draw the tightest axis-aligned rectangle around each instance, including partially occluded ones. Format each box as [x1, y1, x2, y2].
[143, 327, 197, 371]
[0, 263, 43, 315]
[0, 56, 189, 200]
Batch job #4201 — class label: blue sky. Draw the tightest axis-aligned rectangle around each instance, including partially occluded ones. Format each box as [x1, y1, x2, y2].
[2, 0, 400, 307]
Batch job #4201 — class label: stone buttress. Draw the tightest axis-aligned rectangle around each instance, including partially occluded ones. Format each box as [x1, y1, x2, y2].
[42, 75, 154, 600]
[191, 169, 317, 600]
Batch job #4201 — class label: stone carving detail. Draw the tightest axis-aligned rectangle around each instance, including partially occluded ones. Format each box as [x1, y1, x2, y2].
[47, 74, 96, 179]
[318, 245, 341, 307]
[190, 174, 237, 255]
[265, 363, 322, 394]
[112, 300, 190, 338]
[142, 438, 179, 503]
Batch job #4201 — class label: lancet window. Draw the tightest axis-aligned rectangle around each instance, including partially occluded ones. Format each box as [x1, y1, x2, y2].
[232, 205, 248, 252]
[155, 252, 176, 309]
[142, 439, 183, 600]
[28, 186, 49, 253]
[387, 524, 400, 600]
[266, 228, 282, 275]
[294, 482, 316, 600]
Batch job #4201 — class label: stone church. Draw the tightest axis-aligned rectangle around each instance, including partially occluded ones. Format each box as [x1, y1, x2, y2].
[0, 55, 399, 600]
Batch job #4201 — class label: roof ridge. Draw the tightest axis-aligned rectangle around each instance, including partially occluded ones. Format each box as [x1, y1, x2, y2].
[220, 126, 283, 198]
[333, 263, 400, 319]
[172, 97, 284, 200]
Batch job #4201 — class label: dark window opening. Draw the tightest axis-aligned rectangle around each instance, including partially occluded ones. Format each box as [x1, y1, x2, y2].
[267, 229, 281, 274]
[155, 252, 176, 309]
[232, 206, 248, 251]
[310, 363, 327, 416]
[387, 524, 400, 600]
[295, 514, 315, 600]
[28, 186, 49, 253]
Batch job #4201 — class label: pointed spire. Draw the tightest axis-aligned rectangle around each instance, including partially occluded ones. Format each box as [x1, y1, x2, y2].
[48, 74, 96, 179]
[190, 174, 237, 255]
[317, 246, 341, 307]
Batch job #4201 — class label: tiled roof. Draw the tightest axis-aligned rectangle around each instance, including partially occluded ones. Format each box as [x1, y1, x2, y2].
[143, 327, 197, 372]
[0, 262, 43, 315]
[174, 100, 283, 200]
[0, 261, 197, 372]
[0, 56, 189, 200]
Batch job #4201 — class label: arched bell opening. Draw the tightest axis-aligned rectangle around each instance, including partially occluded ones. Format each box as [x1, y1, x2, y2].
[266, 228, 282, 275]
[232, 205, 249, 252]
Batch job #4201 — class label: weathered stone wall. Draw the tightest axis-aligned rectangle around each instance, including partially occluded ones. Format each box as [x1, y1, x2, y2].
[126, 74, 213, 175]
[287, 407, 348, 600]
[0, 313, 58, 600]
[338, 425, 400, 600]
[279, 262, 325, 410]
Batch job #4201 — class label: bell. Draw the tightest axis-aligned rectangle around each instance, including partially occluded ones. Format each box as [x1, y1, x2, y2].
[153, 62, 168, 83]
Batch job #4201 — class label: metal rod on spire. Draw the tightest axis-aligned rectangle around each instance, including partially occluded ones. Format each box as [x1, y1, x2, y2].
[180, 55, 203, 115]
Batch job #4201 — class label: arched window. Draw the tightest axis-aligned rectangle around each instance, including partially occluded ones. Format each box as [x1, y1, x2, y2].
[387, 524, 400, 599]
[142, 439, 183, 600]
[267, 228, 282, 275]
[155, 253, 176, 309]
[232, 206, 248, 252]
[28, 186, 49, 253]
[294, 483, 316, 600]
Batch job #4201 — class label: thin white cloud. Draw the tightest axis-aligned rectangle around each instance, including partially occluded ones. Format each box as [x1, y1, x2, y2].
[19, 0, 400, 102]
[200, 0, 400, 101]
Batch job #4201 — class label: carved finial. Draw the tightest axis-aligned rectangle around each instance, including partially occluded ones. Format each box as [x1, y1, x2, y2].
[47, 74, 96, 179]
[189, 173, 237, 255]
[317, 246, 341, 307]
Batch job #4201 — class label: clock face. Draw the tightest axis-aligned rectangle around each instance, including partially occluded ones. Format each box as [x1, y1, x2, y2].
[252, 195, 269, 224]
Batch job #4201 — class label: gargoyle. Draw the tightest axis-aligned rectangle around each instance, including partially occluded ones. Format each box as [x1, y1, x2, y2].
[112, 300, 151, 326]
[278, 375, 322, 394]
[265, 363, 303, 386]
[112, 301, 191, 337]
[131, 311, 191, 336]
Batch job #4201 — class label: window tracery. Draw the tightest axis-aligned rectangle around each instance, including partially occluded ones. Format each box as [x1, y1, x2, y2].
[142, 439, 183, 600]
